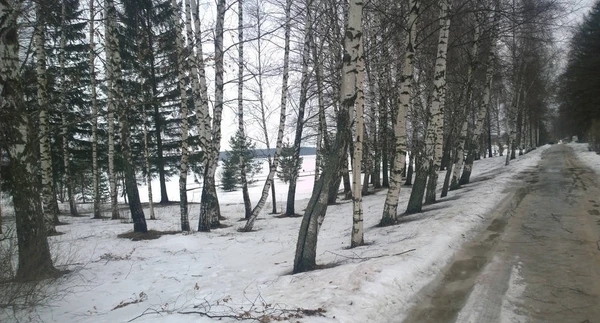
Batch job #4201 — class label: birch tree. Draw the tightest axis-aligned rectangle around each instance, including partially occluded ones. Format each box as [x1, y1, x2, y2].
[286, 0, 313, 217]
[143, 102, 156, 221]
[89, 0, 101, 219]
[198, 0, 226, 231]
[424, 0, 451, 204]
[173, 0, 190, 230]
[238, 0, 252, 219]
[351, 26, 365, 248]
[293, 0, 363, 273]
[59, 0, 78, 217]
[35, 1, 59, 231]
[461, 0, 500, 180]
[106, 0, 148, 232]
[380, 0, 420, 226]
[450, 14, 480, 190]
[104, 0, 119, 220]
[241, 0, 292, 232]
[1, 0, 58, 281]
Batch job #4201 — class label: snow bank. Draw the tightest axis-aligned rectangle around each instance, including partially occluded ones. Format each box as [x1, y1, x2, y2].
[2, 147, 549, 323]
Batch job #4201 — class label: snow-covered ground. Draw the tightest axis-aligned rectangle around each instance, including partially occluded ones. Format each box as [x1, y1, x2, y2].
[569, 142, 600, 174]
[4, 144, 582, 323]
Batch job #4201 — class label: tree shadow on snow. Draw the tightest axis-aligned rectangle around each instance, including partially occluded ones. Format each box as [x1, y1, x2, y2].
[117, 230, 179, 241]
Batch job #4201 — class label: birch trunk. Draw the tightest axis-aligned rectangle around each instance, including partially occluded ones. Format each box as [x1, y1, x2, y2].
[424, 0, 451, 204]
[143, 103, 156, 220]
[313, 28, 327, 184]
[35, 2, 59, 230]
[238, 0, 252, 219]
[60, 0, 78, 217]
[293, 0, 363, 273]
[462, 1, 499, 177]
[450, 17, 480, 191]
[286, 2, 312, 217]
[363, 48, 378, 196]
[380, 0, 419, 226]
[89, 0, 101, 219]
[186, 0, 210, 151]
[1, 0, 58, 281]
[185, 0, 215, 231]
[199, 0, 226, 231]
[241, 0, 292, 232]
[173, 0, 189, 230]
[351, 30, 365, 248]
[187, 0, 214, 232]
[104, 0, 119, 220]
[107, 0, 147, 232]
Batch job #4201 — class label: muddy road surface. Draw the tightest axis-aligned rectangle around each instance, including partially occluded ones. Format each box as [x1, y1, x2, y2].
[403, 145, 600, 323]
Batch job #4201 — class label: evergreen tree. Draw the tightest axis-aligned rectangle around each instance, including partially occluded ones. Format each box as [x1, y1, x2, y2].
[118, 0, 179, 204]
[220, 159, 238, 192]
[277, 142, 302, 184]
[219, 131, 262, 191]
[559, 0, 600, 143]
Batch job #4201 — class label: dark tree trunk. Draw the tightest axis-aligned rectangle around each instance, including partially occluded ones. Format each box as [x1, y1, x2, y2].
[13, 160, 58, 281]
[373, 152, 381, 188]
[404, 152, 413, 186]
[286, 175, 297, 215]
[406, 153, 427, 214]
[199, 161, 220, 231]
[271, 181, 277, 214]
[1, 5, 58, 278]
[328, 175, 341, 205]
[121, 119, 148, 233]
[242, 176, 251, 219]
[441, 149, 453, 198]
[488, 109, 493, 157]
[361, 171, 370, 196]
[460, 148, 474, 185]
[294, 117, 351, 273]
[146, 20, 169, 205]
[382, 151, 389, 187]
[425, 160, 438, 204]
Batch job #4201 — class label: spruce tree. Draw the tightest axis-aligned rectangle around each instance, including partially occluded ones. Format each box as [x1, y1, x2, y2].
[278, 142, 302, 184]
[559, 1, 600, 142]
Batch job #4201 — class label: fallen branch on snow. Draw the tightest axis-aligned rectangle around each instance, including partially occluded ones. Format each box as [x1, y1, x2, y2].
[325, 248, 416, 261]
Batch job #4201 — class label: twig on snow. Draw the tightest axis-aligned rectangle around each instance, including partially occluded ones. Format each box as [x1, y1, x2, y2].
[325, 248, 416, 261]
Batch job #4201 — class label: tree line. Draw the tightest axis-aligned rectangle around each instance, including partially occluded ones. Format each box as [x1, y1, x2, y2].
[0, 0, 564, 281]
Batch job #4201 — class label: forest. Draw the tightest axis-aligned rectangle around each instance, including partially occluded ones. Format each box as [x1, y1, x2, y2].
[0, 0, 599, 320]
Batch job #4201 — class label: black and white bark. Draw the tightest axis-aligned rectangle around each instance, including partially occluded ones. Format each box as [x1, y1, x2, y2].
[293, 0, 363, 272]
[241, 0, 292, 232]
[424, 0, 451, 204]
[173, 0, 189, 230]
[237, 0, 252, 220]
[451, 17, 480, 191]
[104, 0, 119, 220]
[1, 0, 58, 281]
[198, 0, 226, 231]
[351, 24, 365, 248]
[462, 0, 499, 178]
[380, 0, 419, 226]
[142, 102, 156, 221]
[59, 0, 78, 217]
[89, 0, 101, 219]
[285, 0, 312, 217]
[35, 1, 59, 230]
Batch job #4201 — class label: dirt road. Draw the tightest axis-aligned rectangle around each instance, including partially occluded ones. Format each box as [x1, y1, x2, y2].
[403, 145, 600, 323]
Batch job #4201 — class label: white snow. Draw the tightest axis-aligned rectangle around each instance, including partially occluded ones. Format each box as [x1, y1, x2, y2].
[500, 260, 527, 323]
[569, 142, 600, 175]
[1, 146, 552, 323]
